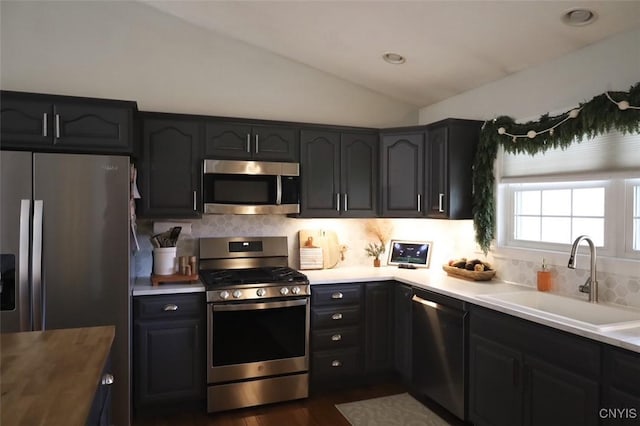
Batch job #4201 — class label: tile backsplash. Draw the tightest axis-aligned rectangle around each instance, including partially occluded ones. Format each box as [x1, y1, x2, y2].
[134, 214, 639, 309]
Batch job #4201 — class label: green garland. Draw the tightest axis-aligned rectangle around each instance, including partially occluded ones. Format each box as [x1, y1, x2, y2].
[473, 82, 640, 254]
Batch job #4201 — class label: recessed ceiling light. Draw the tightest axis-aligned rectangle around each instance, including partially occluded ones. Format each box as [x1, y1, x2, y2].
[382, 52, 406, 65]
[562, 8, 598, 26]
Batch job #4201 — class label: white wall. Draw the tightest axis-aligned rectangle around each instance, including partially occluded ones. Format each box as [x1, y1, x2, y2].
[419, 27, 640, 123]
[0, 1, 417, 128]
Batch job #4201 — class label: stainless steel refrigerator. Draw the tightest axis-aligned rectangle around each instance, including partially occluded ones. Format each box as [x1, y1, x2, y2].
[1, 151, 131, 425]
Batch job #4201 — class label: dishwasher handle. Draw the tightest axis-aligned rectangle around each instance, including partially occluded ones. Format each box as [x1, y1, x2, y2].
[411, 294, 464, 317]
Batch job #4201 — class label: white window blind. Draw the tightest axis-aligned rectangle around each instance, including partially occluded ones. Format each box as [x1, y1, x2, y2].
[501, 130, 640, 180]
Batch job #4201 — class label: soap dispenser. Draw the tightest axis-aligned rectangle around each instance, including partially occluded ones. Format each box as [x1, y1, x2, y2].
[537, 258, 551, 291]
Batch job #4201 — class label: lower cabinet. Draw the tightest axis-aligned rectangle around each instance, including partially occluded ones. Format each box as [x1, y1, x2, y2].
[602, 347, 640, 426]
[393, 284, 412, 384]
[364, 281, 394, 374]
[87, 356, 113, 426]
[469, 305, 601, 426]
[133, 293, 205, 411]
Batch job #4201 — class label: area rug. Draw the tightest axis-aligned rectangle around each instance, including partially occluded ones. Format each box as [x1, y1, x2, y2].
[335, 393, 452, 426]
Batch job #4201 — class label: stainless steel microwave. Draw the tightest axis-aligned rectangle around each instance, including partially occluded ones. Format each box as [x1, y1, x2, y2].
[202, 160, 300, 214]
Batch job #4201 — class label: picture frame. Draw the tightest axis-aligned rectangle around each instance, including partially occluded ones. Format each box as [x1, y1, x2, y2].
[387, 240, 432, 268]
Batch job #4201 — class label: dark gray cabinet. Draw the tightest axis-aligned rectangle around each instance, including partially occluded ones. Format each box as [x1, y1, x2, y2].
[602, 347, 640, 426]
[87, 356, 113, 426]
[469, 305, 600, 426]
[380, 131, 425, 217]
[310, 283, 363, 389]
[380, 119, 480, 219]
[138, 115, 201, 218]
[364, 282, 394, 374]
[300, 129, 377, 217]
[393, 284, 412, 384]
[133, 293, 205, 410]
[0, 91, 135, 154]
[204, 121, 298, 162]
[426, 119, 481, 219]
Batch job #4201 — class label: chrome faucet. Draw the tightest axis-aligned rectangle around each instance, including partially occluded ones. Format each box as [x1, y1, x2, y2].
[567, 235, 598, 303]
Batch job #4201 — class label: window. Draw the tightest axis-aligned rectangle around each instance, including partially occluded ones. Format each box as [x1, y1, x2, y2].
[498, 130, 640, 260]
[513, 184, 605, 246]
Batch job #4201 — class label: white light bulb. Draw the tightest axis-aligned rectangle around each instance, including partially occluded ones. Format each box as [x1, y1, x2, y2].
[527, 130, 537, 139]
[497, 127, 506, 135]
[569, 109, 580, 118]
[618, 100, 630, 110]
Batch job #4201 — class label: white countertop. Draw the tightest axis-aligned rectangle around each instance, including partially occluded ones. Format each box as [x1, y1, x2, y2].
[132, 266, 640, 353]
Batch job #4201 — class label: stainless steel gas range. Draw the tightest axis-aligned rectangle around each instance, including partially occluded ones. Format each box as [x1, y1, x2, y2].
[199, 236, 310, 413]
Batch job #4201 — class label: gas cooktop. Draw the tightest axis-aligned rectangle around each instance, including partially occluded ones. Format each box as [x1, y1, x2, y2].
[200, 266, 308, 288]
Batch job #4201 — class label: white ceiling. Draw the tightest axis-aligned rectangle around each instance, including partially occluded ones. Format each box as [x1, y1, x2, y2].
[141, 1, 640, 107]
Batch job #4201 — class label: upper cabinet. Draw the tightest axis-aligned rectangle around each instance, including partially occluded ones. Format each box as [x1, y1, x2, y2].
[204, 121, 298, 162]
[0, 91, 135, 154]
[380, 130, 425, 217]
[300, 129, 377, 217]
[379, 119, 481, 219]
[426, 119, 482, 219]
[137, 114, 201, 218]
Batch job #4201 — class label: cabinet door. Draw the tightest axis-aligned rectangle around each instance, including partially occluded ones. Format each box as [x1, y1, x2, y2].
[300, 130, 340, 216]
[204, 122, 253, 159]
[602, 347, 640, 426]
[394, 284, 412, 384]
[341, 133, 378, 217]
[380, 133, 424, 217]
[134, 318, 204, 405]
[0, 97, 52, 148]
[469, 335, 523, 426]
[426, 125, 448, 218]
[364, 282, 394, 374]
[140, 118, 201, 218]
[524, 355, 599, 426]
[252, 125, 298, 162]
[53, 102, 132, 152]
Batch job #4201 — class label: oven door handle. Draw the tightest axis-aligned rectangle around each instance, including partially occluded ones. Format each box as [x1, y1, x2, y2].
[212, 298, 308, 312]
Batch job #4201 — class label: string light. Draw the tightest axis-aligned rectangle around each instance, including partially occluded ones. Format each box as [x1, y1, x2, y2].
[605, 92, 640, 110]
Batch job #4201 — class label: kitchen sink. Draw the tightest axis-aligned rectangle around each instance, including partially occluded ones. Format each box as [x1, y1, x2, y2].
[476, 291, 640, 331]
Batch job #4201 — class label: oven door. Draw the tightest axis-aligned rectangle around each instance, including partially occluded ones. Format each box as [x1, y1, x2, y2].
[207, 297, 309, 384]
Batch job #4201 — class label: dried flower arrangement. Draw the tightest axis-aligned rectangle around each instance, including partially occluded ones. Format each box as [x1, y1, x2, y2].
[364, 219, 393, 261]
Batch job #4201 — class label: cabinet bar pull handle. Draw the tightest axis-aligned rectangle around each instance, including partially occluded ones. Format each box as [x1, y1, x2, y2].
[336, 193, 340, 212]
[101, 374, 115, 386]
[344, 193, 348, 211]
[163, 304, 178, 311]
[255, 134, 259, 153]
[417, 194, 421, 212]
[55, 114, 61, 139]
[331, 360, 342, 367]
[331, 313, 343, 320]
[246, 134, 251, 152]
[331, 292, 343, 299]
[42, 113, 48, 137]
[331, 334, 342, 341]
[438, 193, 445, 212]
[193, 191, 197, 211]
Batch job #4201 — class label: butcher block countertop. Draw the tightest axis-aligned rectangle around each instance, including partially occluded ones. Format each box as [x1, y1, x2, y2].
[1, 326, 114, 426]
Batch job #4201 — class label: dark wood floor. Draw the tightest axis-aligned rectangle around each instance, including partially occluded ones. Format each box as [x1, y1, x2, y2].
[133, 382, 410, 426]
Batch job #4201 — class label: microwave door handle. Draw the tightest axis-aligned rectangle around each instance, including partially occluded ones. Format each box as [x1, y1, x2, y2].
[276, 175, 282, 205]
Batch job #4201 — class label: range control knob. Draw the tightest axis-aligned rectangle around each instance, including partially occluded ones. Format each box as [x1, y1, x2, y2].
[219, 291, 230, 300]
[280, 287, 290, 296]
[232, 290, 243, 299]
[291, 286, 301, 295]
[256, 288, 267, 297]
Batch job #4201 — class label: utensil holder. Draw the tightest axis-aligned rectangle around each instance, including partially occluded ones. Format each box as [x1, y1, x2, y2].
[153, 247, 177, 276]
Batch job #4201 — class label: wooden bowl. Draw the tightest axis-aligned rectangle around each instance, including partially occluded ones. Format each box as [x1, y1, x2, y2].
[442, 265, 496, 281]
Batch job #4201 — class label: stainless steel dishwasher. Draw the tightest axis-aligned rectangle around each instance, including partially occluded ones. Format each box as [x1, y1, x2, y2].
[412, 288, 468, 421]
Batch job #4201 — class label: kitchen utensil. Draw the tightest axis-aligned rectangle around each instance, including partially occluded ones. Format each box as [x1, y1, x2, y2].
[298, 229, 340, 269]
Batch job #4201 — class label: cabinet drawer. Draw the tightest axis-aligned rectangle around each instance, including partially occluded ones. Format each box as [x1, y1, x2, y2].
[312, 348, 362, 379]
[134, 293, 204, 320]
[311, 306, 361, 328]
[312, 284, 361, 306]
[312, 327, 360, 351]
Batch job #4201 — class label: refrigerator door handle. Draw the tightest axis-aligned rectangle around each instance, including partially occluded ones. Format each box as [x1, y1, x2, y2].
[18, 200, 32, 331]
[32, 200, 44, 331]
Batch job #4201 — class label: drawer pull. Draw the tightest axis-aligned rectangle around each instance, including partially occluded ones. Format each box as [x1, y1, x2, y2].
[163, 304, 179, 312]
[331, 292, 343, 299]
[331, 334, 342, 341]
[331, 360, 342, 367]
[101, 374, 114, 386]
[331, 313, 343, 320]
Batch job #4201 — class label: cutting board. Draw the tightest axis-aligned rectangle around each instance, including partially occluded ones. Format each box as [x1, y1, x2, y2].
[298, 229, 340, 269]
